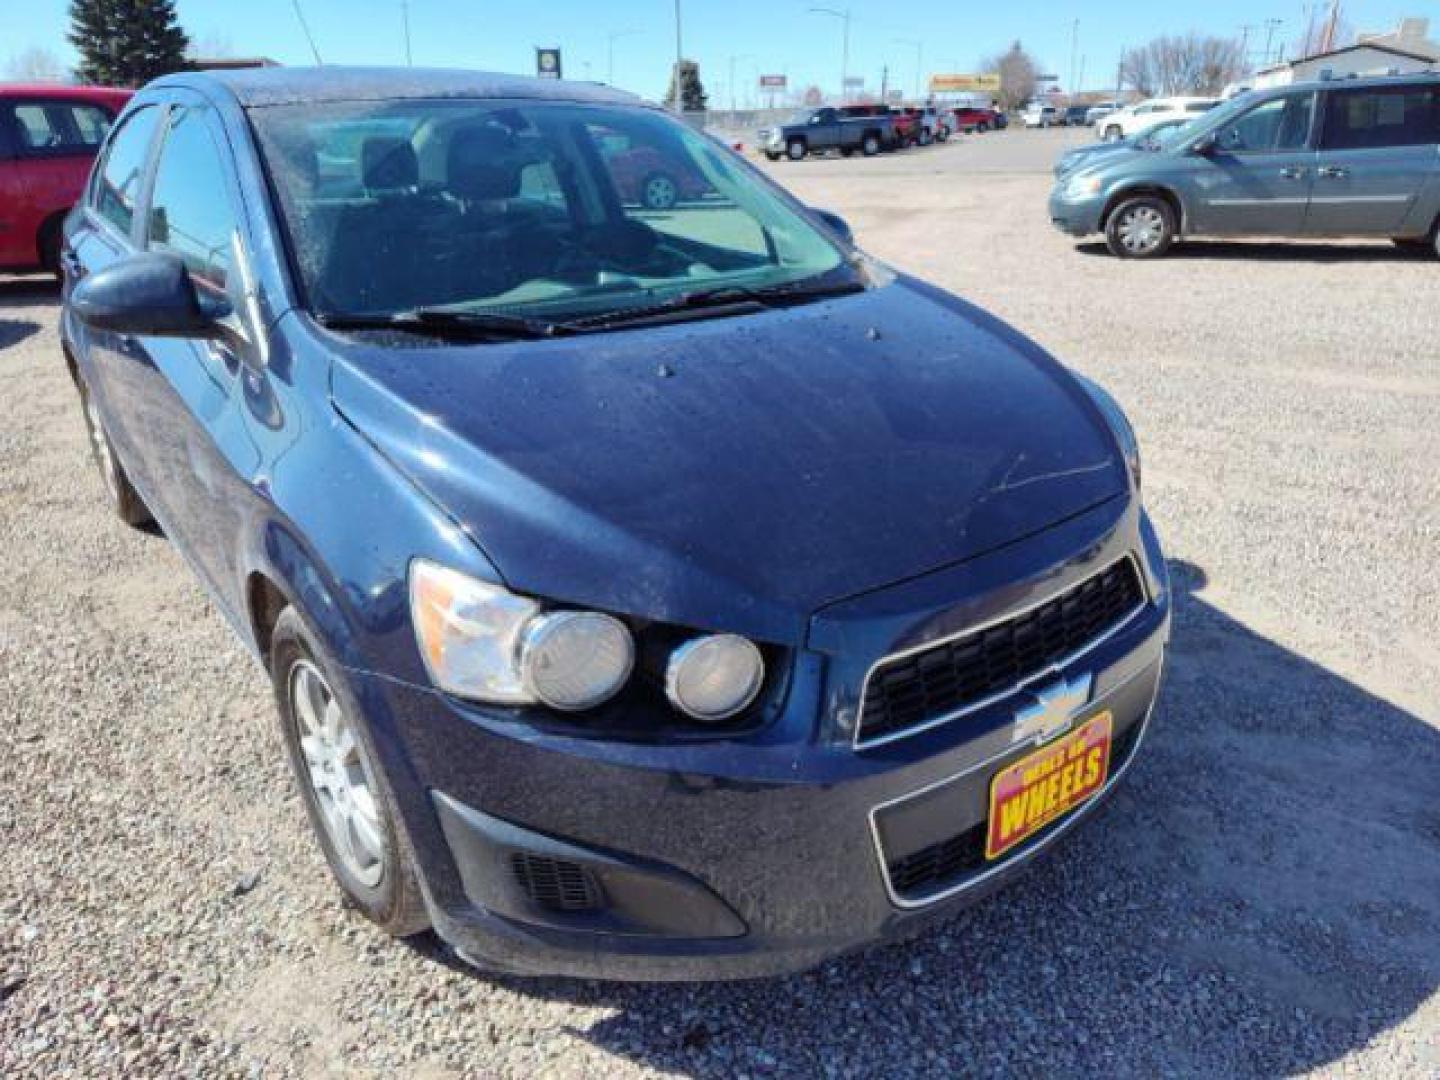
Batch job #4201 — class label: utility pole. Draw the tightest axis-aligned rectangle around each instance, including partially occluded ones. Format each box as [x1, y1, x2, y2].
[1262, 19, 1283, 65]
[672, 0, 683, 113]
[1301, 4, 1319, 58]
[401, 1, 412, 66]
[1069, 18, 1079, 99]
[809, 8, 851, 102]
[1115, 49, 1124, 99]
[290, 0, 323, 65]
[1239, 24, 1254, 70]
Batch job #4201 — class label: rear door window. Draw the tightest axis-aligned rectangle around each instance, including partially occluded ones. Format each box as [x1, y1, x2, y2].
[1320, 86, 1440, 150]
[92, 105, 161, 240]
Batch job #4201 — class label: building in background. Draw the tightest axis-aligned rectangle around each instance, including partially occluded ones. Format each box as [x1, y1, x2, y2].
[1254, 17, 1437, 88]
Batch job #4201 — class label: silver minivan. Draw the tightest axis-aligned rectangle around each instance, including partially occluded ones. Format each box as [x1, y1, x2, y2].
[1048, 73, 1440, 258]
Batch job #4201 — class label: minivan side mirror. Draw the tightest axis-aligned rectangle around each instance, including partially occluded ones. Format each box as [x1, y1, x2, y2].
[1190, 132, 1218, 155]
[72, 252, 229, 338]
[810, 207, 854, 246]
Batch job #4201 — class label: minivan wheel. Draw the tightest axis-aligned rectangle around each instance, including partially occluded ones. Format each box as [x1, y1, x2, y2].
[862, 134, 880, 156]
[1106, 196, 1177, 258]
[786, 139, 806, 160]
[271, 607, 429, 937]
[78, 382, 152, 527]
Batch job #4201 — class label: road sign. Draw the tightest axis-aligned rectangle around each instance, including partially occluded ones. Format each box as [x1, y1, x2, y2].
[536, 48, 562, 79]
[928, 73, 1001, 93]
[758, 74, 787, 89]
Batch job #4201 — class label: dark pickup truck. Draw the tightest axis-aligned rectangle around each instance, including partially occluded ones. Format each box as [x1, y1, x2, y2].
[758, 107, 895, 161]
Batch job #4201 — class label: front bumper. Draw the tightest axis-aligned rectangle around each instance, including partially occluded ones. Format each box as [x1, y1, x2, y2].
[1049, 188, 1106, 236]
[353, 506, 1171, 980]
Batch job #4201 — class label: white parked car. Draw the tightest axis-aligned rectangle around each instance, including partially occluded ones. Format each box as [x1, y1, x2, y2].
[1097, 97, 1219, 142]
[1021, 103, 1060, 128]
[1084, 100, 1123, 126]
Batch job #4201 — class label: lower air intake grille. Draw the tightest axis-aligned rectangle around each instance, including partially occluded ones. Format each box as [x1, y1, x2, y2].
[858, 557, 1146, 745]
[509, 853, 604, 913]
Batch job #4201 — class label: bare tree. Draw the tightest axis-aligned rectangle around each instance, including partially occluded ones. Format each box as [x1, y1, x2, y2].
[980, 41, 1039, 112]
[1121, 34, 1247, 97]
[6, 47, 67, 82]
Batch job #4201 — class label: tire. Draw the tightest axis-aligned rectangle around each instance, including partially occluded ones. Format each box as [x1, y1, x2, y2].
[978, 122, 990, 133]
[1105, 195, 1177, 259]
[786, 139, 806, 161]
[936, 125, 950, 142]
[639, 171, 678, 210]
[918, 128, 933, 146]
[1104, 125, 1123, 143]
[38, 216, 63, 280]
[861, 133, 880, 157]
[271, 606, 430, 938]
[77, 379, 152, 527]
[840, 146, 855, 157]
[764, 151, 781, 161]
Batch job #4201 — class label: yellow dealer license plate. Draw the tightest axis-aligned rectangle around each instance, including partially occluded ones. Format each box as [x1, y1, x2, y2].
[985, 711, 1112, 860]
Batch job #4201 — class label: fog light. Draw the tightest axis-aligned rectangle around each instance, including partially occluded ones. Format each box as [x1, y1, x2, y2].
[519, 612, 634, 711]
[666, 634, 765, 721]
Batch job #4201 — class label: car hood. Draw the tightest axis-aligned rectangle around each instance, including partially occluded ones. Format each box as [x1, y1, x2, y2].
[327, 278, 1127, 644]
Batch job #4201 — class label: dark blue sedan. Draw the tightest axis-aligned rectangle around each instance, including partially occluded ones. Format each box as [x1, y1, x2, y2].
[61, 67, 1170, 980]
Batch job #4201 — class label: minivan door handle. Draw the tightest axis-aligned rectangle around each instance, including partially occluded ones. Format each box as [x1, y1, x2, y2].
[1279, 166, 1307, 180]
[1317, 165, 1349, 179]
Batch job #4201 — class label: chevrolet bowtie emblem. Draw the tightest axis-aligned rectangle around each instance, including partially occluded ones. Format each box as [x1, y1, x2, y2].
[1012, 672, 1094, 745]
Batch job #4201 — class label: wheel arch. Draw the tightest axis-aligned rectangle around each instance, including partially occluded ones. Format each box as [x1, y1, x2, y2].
[35, 209, 68, 271]
[1101, 185, 1186, 235]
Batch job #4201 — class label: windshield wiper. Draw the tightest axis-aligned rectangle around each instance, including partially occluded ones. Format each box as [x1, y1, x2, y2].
[316, 308, 565, 340]
[566, 275, 867, 331]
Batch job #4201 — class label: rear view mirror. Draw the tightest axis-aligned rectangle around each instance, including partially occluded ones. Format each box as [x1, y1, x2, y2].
[1190, 133, 1218, 155]
[72, 252, 229, 338]
[810, 207, 854, 246]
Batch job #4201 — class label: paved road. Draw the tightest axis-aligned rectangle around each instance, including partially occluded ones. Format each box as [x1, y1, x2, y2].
[2, 129, 1438, 1077]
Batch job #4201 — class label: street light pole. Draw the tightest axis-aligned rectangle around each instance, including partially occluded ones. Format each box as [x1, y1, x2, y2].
[607, 28, 639, 87]
[401, 0, 412, 66]
[673, 0, 684, 113]
[808, 7, 851, 102]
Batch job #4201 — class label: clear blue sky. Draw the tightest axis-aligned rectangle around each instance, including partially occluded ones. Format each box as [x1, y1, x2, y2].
[5, 1, 1423, 103]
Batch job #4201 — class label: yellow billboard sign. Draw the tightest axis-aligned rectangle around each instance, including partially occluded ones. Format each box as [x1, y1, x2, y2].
[929, 73, 1001, 94]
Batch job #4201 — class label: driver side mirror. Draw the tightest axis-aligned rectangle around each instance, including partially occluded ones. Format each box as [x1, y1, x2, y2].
[810, 207, 854, 246]
[72, 252, 230, 338]
[1190, 132, 1218, 155]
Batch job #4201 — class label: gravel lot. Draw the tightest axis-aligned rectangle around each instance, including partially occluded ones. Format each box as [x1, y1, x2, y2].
[3, 127, 1439, 1078]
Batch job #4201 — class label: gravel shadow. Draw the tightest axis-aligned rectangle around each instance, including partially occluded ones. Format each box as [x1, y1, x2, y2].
[470, 560, 1440, 1077]
[1074, 240, 1426, 263]
[0, 318, 41, 351]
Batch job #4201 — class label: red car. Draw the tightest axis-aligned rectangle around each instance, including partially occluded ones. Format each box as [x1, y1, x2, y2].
[950, 106, 1003, 134]
[0, 84, 131, 275]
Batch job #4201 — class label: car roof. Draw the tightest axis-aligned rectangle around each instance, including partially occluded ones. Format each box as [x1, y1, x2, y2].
[148, 65, 647, 110]
[0, 83, 132, 104]
[1286, 70, 1440, 93]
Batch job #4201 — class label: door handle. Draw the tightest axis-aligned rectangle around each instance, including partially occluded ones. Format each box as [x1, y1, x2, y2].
[1279, 166, 1307, 180]
[1317, 165, 1349, 179]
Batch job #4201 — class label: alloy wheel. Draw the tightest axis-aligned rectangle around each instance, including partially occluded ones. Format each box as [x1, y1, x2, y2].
[290, 660, 388, 888]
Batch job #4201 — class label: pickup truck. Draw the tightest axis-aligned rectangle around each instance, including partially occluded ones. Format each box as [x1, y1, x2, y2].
[758, 107, 895, 161]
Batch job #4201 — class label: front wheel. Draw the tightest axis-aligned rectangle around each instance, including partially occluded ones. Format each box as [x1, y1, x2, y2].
[786, 139, 806, 161]
[861, 134, 880, 156]
[78, 380, 152, 527]
[1105, 195, 1177, 259]
[272, 607, 430, 937]
[764, 151, 781, 161]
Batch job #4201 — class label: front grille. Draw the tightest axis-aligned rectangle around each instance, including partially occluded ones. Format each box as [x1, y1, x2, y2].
[508, 853, 604, 913]
[857, 557, 1146, 745]
[885, 717, 1145, 900]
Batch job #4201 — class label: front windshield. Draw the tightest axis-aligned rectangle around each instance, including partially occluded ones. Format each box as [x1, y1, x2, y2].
[250, 98, 850, 320]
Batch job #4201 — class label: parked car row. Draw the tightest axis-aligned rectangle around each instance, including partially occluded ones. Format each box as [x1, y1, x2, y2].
[760, 103, 1012, 161]
[1049, 72, 1440, 259]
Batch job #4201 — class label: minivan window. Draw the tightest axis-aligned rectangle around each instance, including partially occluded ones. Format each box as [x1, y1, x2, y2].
[1321, 86, 1440, 151]
[1214, 93, 1314, 153]
[251, 99, 850, 321]
[147, 106, 237, 294]
[93, 105, 160, 239]
[9, 101, 112, 154]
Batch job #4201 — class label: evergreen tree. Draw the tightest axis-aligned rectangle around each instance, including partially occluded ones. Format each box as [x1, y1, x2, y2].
[663, 60, 709, 113]
[68, 0, 190, 87]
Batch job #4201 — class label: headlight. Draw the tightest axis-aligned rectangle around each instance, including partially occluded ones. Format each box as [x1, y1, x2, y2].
[409, 560, 633, 709]
[520, 611, 634, 711]
[666, 634, 765, 721]
[1063, 173, 1104, 199]
[1075, 375, 1141, 490]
